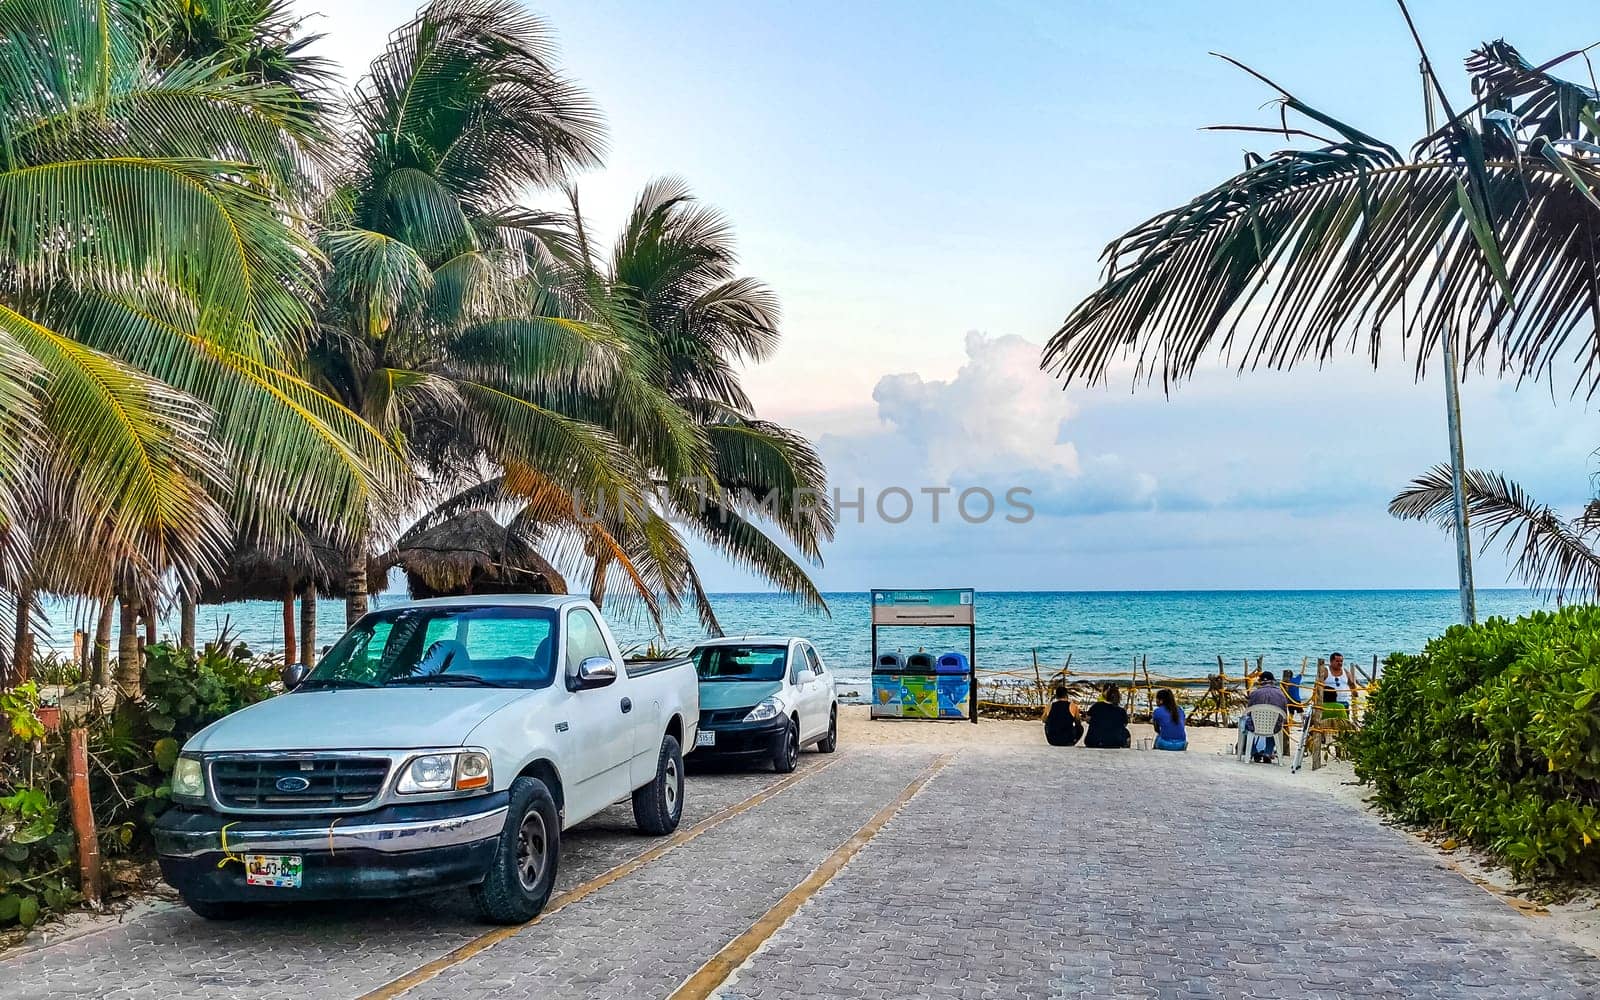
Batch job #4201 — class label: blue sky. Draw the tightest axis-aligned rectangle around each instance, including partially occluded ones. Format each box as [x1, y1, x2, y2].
[317, 0, 1600, 592]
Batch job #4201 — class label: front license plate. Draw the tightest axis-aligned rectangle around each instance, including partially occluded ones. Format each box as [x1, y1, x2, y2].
[245, 854, 302, 888]
[695, 730, 715, 748]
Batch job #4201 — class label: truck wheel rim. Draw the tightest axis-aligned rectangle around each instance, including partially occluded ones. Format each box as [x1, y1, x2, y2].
[665, 756, 679, 814]
[516, 811, 548, 891]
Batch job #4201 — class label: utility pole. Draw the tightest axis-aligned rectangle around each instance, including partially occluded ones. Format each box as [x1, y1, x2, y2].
[1422, 60, 1477, 625]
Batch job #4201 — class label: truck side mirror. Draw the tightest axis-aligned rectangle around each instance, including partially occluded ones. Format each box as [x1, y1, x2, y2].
[575, 656, 617, 690]
[281, 662, 309, 690]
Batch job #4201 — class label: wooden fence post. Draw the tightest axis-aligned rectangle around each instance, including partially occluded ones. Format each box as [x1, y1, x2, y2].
[68, 727, 102, 908]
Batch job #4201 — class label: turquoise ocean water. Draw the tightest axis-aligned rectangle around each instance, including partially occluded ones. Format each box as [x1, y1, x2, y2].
[41, 589, 1550, 688]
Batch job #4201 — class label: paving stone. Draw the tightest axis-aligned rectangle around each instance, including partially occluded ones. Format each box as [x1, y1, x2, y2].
[0, 759, 796, 999]
[9, 743, 1599, 1000]
[716, 745, 1600, 1000]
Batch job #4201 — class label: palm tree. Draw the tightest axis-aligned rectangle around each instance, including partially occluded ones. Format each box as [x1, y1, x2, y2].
[384, 179, 835, 635]
[1390, 467, 1600, 602]
[583, 180, 834, 627]
[1043, 40, 1600, 396]
[312, 0, 699, 628]
[151, 0, 337, 103]
[0, 0, 406, 688]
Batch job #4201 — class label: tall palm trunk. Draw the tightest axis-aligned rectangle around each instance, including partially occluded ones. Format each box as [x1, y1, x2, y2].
[281, 583, 296, 663]
[143, 607, 156, 647]
[179, 591, 196, 650]
[92, 599, 114, 689]
[116, 598, 142, 700]
[8, 583, 33, 685]
[345, 553, 368, 627]
[299, 582, 317, 666]
[588, 554, 609, 608]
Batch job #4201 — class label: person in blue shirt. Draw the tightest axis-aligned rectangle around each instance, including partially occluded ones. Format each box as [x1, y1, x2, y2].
[1151, 688, 1188, 751]
[1282, 667, 1303, 718]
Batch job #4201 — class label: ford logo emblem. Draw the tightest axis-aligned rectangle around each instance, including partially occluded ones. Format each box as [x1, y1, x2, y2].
[275, 776, 311, 792]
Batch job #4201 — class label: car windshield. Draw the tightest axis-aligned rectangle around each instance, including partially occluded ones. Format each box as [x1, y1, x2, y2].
[694, 644, 788, 682]
[306, 605, 559, 690]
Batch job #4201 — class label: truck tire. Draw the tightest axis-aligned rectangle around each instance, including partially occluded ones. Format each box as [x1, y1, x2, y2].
[471, 775, 560, 924]
[183, 898, 254, 921]
[772, 717, 800, 773]
[817, 705, 838, 753]
[632, 733, 684, 835]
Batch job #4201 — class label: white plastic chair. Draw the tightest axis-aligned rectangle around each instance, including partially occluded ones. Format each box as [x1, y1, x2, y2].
[1235, 704, 1288, 764]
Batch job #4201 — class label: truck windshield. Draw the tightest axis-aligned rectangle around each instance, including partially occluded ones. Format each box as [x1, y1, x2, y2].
[306, 605, 560, 690]
[694, 645, 788, 682]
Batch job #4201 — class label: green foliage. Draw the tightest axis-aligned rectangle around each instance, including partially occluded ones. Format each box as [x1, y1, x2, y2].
[0, 639, 278, 929]
[0, 688, 77, 929]
[1353, 607, 1600, 882]
[0, 682, 46, 743]
[31, 653, 82, 687]
[142, 641, 276, 740]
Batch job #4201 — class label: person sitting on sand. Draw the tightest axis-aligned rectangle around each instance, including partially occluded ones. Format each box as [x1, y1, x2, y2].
[1244, 670, 1289, 762]
[1151, 688, 1187, 751]
[1083, 684, 1131, 748]
[1042, 685, 1084, 747]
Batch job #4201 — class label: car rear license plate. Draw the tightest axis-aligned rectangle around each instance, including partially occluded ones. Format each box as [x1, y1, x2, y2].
[245, 854, 302, 888]
[695, 730, 715, 748]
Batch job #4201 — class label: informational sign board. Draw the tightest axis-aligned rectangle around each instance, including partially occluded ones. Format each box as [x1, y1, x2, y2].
[869, 588, 977, 723]
[871, 588, 975, 627]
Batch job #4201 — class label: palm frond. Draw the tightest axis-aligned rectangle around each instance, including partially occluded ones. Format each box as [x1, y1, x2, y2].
[2, 302, 233, 591]
[676, 493, 829, 614]
[350, 0, 604, 220]
[1045, 41, 1600, 397]
[701, 419, 834, 559]
[1390, 465, 1600, 600]
[62, 293, 411, 552]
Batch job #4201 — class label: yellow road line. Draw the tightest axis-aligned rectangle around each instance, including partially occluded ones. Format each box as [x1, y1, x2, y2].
[666, 752, 955, 1000]
[357, 755, 845, 1000]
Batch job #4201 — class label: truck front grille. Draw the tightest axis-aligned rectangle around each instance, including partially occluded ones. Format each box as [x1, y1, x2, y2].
[211, 756, 391, 810]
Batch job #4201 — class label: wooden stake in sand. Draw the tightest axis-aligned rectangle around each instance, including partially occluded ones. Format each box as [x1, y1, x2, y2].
[68, 727, 102, 908]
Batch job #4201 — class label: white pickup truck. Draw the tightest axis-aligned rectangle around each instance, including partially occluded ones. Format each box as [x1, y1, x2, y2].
[153, 595, 697, 924]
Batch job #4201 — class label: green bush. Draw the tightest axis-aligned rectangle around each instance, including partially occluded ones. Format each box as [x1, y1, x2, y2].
[0, 683, 77, 928]
[1, 639, 278, 929]
[1353, 606, 1600, 882]
[142, 640, 276, 740]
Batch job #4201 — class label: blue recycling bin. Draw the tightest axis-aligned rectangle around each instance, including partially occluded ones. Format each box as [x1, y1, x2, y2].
[936, 651, 968, 674]
[874, 652, 906, 674]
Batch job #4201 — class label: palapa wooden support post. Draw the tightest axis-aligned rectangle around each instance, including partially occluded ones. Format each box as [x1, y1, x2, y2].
[68, 727, 102, 908]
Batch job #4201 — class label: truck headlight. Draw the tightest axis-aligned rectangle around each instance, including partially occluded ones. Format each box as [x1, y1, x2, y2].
[397, 750, 494, 794]
[455, 751, 492, 791]
[744, 698, 783, 723]
[172, 757, 205, 800]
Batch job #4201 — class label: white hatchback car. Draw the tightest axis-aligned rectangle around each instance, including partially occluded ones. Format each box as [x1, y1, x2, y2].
[689, 636, 838, 772]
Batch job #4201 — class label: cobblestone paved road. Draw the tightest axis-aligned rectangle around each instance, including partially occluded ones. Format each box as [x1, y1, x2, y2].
[718, 746, 1600, 1000]
[6, 744, 1598, 1000]
[0, 756, 798, 1000]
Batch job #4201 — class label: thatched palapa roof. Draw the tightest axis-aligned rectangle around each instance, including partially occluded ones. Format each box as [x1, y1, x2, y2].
[196, 541, 345, 604]
[372, 510, 567, 600]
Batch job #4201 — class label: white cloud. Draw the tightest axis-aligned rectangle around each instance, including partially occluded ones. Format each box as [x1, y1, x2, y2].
[868, 331, 1081, 480]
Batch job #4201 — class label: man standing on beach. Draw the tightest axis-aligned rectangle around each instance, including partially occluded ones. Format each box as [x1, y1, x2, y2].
[1320, 652, 1356, 715]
